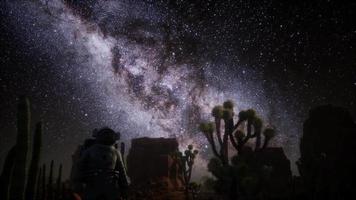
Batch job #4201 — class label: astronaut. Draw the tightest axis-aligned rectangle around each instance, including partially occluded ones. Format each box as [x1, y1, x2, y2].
[78, 127, 129, 200]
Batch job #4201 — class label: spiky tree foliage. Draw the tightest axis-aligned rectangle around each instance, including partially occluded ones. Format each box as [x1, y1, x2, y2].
[172, 145, 199, 200]
[26, 122, 43, 200]
[199, 101, 235, 165]
[0, 146, 16, 200]
[10, 96, 30, 200]
[200, 100, 278, 199]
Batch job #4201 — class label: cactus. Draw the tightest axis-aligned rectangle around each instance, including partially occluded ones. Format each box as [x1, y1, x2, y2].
[35, 167, 42, 200]
[55, 164, 62, 200]
[48, 160, 54, 200]
[0, 146, 16, 200]
[41, 164, 46, 200]
[10, 96, 31, 200]
[26, 122, 43, 200]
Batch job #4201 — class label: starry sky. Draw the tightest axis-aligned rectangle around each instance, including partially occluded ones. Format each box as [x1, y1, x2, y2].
[1, 0, 355, 180]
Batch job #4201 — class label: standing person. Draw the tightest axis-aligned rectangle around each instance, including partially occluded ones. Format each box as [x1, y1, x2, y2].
[78, 127, 129, 200]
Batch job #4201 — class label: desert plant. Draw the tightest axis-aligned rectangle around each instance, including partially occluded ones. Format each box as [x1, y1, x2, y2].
[35, 167, 42, 200]
[172, 145, 199, 199]
[10, 96, 31, 200]
[55, 164, 62, 200]
[26, 122, 43, 200]
[41, 164, 46, 200]
[200, 100, 277, 199]
[48, 160, 54, 200]
[0, 146, 16, 200]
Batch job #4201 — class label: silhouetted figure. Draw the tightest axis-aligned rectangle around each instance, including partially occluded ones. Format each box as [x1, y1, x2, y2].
[78, 127, 129, 200]
[297, 105, 356, 200]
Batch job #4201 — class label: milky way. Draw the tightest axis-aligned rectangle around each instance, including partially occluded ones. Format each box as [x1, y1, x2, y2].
[2, 0, 355, 179]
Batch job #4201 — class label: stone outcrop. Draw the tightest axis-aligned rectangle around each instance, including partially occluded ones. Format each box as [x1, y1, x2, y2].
[297, 105, 356, 200]
[127, 137, 184, 190]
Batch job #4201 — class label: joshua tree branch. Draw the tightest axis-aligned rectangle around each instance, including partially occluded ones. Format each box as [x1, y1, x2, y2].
[215, 118, 223, 146]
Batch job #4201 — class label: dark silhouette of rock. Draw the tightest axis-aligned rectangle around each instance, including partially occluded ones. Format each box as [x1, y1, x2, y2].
[253, 147, 292, 199]
[127, 137, 184, 190]
[297, 105, 356, 200]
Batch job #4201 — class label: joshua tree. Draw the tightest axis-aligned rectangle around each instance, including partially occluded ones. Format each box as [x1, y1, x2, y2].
[199, 100, 275, 166]
[172, 144, 199, 199]
[200, 100, 276, 199]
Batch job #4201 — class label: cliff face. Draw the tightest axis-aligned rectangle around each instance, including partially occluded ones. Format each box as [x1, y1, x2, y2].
[127, 137, 184, 190]
[298, 105, 356, 199]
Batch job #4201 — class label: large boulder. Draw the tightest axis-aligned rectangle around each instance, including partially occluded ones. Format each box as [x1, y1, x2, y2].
[297, 105, 356, 200]
[127, 137, 184, 190]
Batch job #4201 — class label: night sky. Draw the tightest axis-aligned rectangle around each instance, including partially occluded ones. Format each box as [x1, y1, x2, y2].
[1, 0, 355, 180]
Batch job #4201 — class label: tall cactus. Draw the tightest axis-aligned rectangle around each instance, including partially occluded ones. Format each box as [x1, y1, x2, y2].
[55, 164, 63, 200]
[48, 160, 54, 200]
[10, 96, 31, 200]
[41, 164, 46, 200]
[26, 122, 43, 200]
[0, 146, 16, 200]
[35, 167, 42, 200]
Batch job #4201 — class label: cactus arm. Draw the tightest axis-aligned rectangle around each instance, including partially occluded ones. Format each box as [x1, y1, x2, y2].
[47, 160, 54, 200]
[35, 167, 41, 200]
[55, 164, 62, 200]
[41, 164, 46, 200]
[10, 96, 30, 200]
[26, 122, 43, 200]
[0, 146, 16, 200]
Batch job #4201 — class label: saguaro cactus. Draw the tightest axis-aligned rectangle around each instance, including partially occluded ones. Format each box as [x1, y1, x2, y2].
[41, 164, 46, 200]
[0, 146, 16, 200]
[26, 122, 43, 200]
[55, 164, 62, 200]
[10, 96, 31, 200]
[48, 160, 54, 200]
[35, 167, 42, 200]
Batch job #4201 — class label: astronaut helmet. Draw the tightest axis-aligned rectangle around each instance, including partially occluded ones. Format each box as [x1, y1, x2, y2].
[92, 127, 120, 145]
